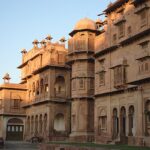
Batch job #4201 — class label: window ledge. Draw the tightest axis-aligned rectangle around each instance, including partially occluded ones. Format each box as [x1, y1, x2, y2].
[110, 58, 128, 69]
[95, 70, 106, 74]
[135, 51, 150, 60]
[113, 16, 126, 25]
[134, 4, 149, 14]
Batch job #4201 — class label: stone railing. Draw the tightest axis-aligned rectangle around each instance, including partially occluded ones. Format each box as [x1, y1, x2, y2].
[55, 91, 66, 98]
[4, 107, 25, 114]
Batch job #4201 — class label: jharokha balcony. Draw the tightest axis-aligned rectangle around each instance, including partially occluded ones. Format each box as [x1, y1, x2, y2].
[54, 91, 66, 99]
[2, 106, 25, 115]
[22, 90, 67, 107]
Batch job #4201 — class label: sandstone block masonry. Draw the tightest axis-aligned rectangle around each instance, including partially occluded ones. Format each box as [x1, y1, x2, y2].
[0, 0, 150, 146]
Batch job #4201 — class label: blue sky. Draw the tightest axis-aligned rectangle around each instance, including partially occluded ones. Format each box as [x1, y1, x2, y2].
[0, 0, 115, 83]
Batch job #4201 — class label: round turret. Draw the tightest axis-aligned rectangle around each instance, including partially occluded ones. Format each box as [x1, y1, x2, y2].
[74, 18, 97, 30]
[69, 18, 101, 36]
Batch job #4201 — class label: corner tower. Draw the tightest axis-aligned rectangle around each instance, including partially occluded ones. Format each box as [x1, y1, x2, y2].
[68, 18, 100, 142]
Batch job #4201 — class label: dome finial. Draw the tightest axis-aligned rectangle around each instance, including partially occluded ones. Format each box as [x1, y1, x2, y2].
[3, 73, 11, 83]
[32, 39, 39, 48]
[21, 48, 27, 54]
[40, 40, 46, 48]
[45, 35, 53, 42]
[59, 37, 66, 43]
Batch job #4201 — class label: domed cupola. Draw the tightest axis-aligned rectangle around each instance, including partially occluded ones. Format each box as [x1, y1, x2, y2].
[69, 18, 101, 37]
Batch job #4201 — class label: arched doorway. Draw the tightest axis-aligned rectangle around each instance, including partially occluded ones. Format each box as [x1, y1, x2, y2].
[128, 106, 134, 136]
[145, 100, 150, 136]
[6, 118, 24, 141]
[43, 114, 47, 133]
[39, 115, 43, 134]
[112, 108, 119, 139]
[120, 107, 126, 136]
[35, 115, 38, 136]
[54, 113, 65, 131]
[26, 116, 30, 134]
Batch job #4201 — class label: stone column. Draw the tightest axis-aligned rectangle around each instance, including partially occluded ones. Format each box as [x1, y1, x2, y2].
[136, 89, 143, 137]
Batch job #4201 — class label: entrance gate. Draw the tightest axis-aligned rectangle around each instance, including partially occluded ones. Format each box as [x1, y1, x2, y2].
[6, 118, 24, 141]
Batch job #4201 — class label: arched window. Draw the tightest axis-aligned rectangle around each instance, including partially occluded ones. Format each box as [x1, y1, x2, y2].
[40, 78, 44, 93]
[28, 90, 31, 99]
[36, 80, 40, 95]
[79, 78, 84, 89]
[98, 108, 107, 135]
[72, 79, 76, 91]
[147, 101, 150, 123]
[44, 76, 49, 92]
[54, 113, 65, 131]
[54, 76, 66, 98]
[71, 114, 76, 131]
[8, 118, 23, 124]
[32, 82, 35, 96]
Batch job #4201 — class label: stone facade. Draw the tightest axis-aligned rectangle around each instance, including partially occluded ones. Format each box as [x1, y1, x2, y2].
[94, 0, 150, 146]
[19, 38, 71, 141]
[0, 0, 150, 146]
[0, 75, 26, 140]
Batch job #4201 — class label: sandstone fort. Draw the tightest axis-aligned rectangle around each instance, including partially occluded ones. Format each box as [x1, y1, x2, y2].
[0, 0, 150, 147]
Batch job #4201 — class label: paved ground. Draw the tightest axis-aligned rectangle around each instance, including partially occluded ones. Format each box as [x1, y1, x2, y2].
[0, 141, 39, 150]
[0, 141, 113, 150]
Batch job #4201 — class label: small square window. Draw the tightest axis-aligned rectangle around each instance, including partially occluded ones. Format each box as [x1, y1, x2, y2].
[58, 53, 64, 64]
[139, 59, 150, 74]
[72, 79, 76, 91]
[45, 84, 49, 92]
[99, 59, 105, 71]
[127, 26, 132, 35]
[13, 99, 20, 109]
[90, 78, 94, 89]
[112, 34, 117, 44]
[99, 72, 105, 86]
[141, 42, 148, 49]
[0, 100, 2, 108]
[79, 78, 85, 89]
[118, 22, 125, 38]
[114, 66, 126, 88]
[140, 10, 147, 28]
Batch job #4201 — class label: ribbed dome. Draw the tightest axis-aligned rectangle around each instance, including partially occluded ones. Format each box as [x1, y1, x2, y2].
[74, 18, 97, 30]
